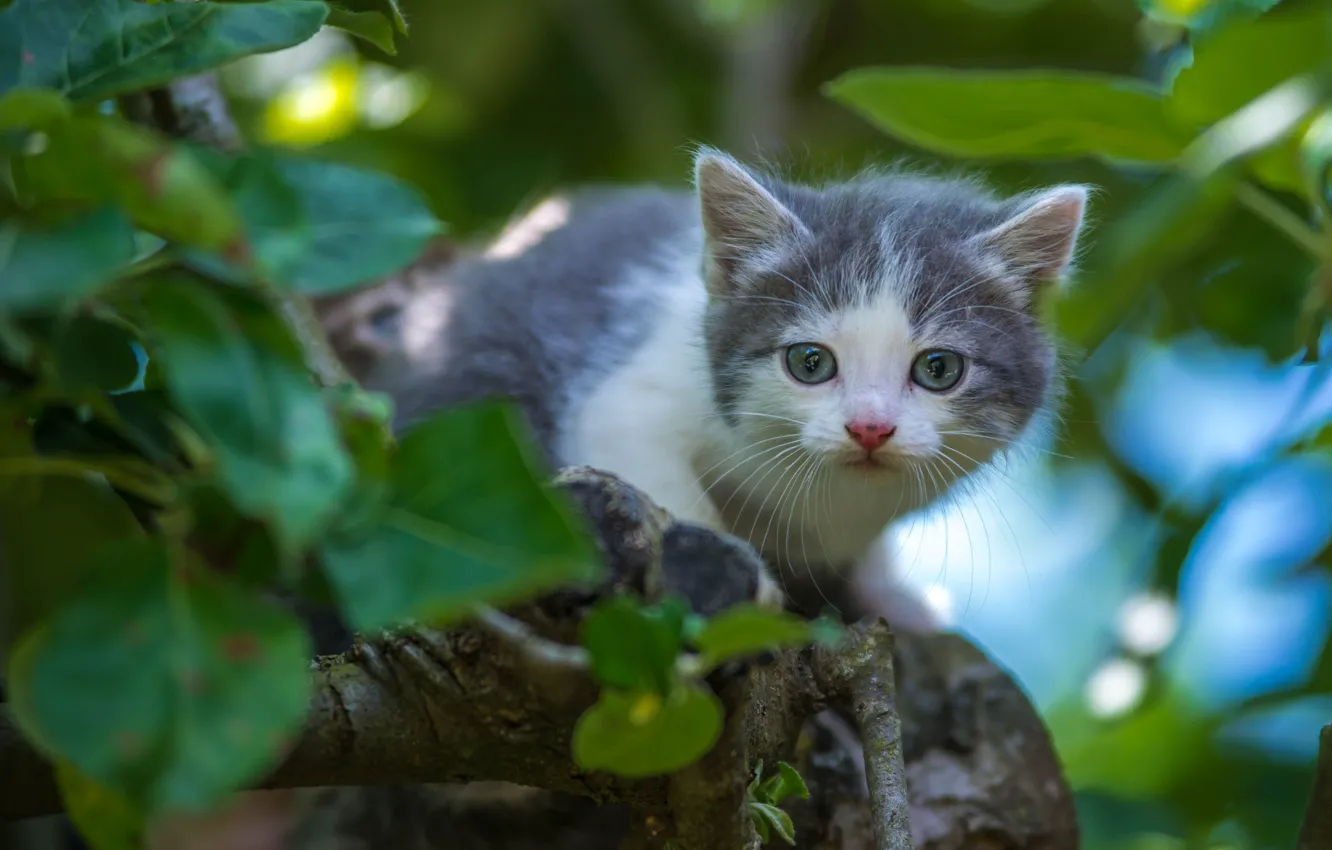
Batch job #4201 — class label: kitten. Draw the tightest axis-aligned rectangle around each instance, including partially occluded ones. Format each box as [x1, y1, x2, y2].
[361, 149, 1087, 628]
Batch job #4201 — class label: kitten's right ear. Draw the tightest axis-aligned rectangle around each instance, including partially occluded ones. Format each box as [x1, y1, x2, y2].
[694, 150, 808, 297]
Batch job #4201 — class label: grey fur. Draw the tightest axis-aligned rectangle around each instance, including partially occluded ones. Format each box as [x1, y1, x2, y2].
[366, 150, 1085, 482]
[364, 186, 703, 462]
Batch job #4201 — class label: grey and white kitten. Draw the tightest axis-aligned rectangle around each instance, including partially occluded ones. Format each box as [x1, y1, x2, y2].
[363, 149, 1088, 629]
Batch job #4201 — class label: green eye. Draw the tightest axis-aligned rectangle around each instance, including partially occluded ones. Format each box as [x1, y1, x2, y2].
[911, 349, 964, 391]
[785, 343, 837, 384]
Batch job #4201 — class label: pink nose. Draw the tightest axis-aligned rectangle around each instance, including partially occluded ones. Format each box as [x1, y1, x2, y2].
[845, 421, 896, 452]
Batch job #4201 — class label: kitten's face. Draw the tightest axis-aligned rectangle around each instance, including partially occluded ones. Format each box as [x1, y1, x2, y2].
[695, 151, 1084, 497]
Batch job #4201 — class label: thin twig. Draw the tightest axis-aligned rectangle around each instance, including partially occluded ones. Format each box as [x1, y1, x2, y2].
[843, 621, 913, 850]
[1298, 724, 1332, 850]
[1235, 181, 1325, 260]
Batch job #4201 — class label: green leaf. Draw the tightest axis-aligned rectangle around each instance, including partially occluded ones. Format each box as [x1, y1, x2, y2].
[327, 8, 398, 54]
[57, 760, 147, 850]
[691, 604, 819, 671]
[191, 149, 442, 295]
[0, 413, 144, 653]
[0, 207, 136, 311]
[331, 0, 407, 33]
[581, 596, 688, 695]
[825, 67, 1192, 163]
[54, 314, 142, 393]
[572, 683, 723, 778]
[325, 384, 394, 540]
[748, 802, 796, 846]
[139, 275, 353, 557]
[1168, 7, 1332, 128]
[697, 0, 778, 25]
[1301, 108, 1332, 216]
[771, 762, 810, 802]
[320, 402, 598, 632]
[0, 0, 328, 103]
[18, 116, 245, 254]
[9, 539, 312, 812]
[1054, 169, 1237, 350]
[0, 87, 69, 132]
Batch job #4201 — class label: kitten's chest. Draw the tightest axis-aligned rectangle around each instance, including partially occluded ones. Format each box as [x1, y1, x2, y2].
[700, 452, 920, 568]
[558, 279, 722, 524]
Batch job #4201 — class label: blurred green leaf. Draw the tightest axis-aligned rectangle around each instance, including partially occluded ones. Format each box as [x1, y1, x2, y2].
[327, 7, 398, 55]
[1168, 7, 1332, 128]
[0, 87, 69, 131]
[320, 402, 598, 632]
[56, 760, 146, 850]
[18, 117, 245, 254]
[140, 275, 353, 557]
[8, 538, 312, 812]
[826, 68, 1192, 163]
[331, 0, 407, 33]
[192, 149, 442, 294]
[0, 0, 327, 102]
[1301, 107, 1332, 216]
[0, 412, 144, 653]
[1190, 216, 1314, 359]
[0, 207, 136, 312]
[697, 0, 777, 26]
[179, 483, 281, 591]
[691, 604, 820, 671]
[571, 683, 723, 778]
[109, 391, 183, 469]
[324, 384, 394, 540]
[581, 596, 687, 695]
[54, 315, 141, 394]
[1055, 169, 1237, 349]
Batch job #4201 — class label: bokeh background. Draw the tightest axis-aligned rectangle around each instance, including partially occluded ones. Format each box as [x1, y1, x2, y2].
[214, 2, 1331, 848]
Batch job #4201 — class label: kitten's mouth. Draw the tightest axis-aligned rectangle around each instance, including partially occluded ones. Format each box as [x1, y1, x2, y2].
[843, 454, 897, 472]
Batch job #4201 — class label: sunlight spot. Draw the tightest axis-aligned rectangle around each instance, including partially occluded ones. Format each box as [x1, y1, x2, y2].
[1117, 593, 1178, 656]
[261, 59, 359, 147]
[358, 64, 429, 130]
[921, 583, 956, 626]
[1084, 657, 1147, 719]
[486, 197, 572, 259]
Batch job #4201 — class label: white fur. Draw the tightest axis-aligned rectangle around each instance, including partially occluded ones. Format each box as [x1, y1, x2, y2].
[562, 249, 999, 603]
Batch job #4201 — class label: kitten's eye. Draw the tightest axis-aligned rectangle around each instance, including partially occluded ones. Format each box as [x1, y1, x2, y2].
[785, 343, 837, 384]
[911, 349, 964, 391]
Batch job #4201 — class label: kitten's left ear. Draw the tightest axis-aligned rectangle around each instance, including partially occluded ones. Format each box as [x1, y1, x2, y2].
[974, 185, 1089, 294]
[694, 149, 810, 297]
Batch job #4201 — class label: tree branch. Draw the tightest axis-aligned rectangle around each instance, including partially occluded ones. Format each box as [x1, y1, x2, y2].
[3, 603, 1078, 850]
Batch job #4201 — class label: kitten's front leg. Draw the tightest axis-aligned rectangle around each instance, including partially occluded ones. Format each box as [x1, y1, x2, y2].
[552, 466, 785, 615]
[849, 537, 940, 633]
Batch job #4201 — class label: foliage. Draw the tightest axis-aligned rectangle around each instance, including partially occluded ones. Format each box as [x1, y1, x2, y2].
[820, 1, 1332, 849]
[572, 598, 840, 778]
[746, 760, 811, 846]
[0, 3, 841, 846]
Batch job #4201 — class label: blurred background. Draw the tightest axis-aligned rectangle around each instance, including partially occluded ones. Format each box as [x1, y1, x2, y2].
[211, 2, 1330, 849]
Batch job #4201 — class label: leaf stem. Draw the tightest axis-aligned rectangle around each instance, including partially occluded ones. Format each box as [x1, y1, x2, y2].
[0, 457, 176, 504]
[1235, 181, 1326, 260]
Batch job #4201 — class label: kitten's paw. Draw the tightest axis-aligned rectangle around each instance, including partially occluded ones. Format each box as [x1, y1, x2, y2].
[548, 465, 671, 600]
[660, 522, 784, 617]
